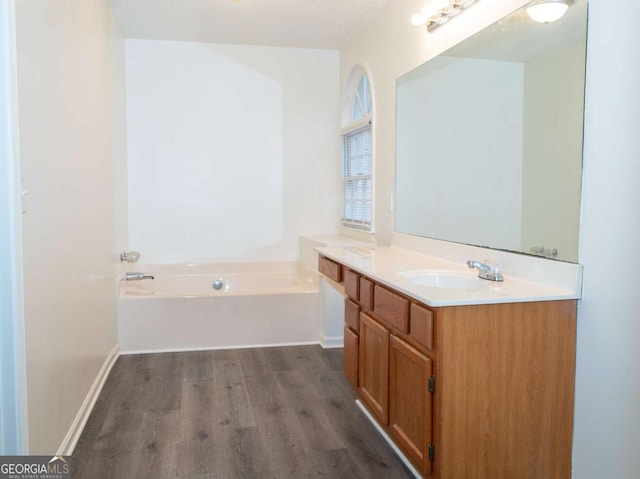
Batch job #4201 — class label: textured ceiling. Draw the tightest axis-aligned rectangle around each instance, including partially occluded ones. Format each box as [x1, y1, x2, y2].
[112, 0, 391, 49]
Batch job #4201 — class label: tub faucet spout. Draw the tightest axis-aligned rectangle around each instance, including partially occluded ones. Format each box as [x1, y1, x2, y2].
[125, 272, 155, 281]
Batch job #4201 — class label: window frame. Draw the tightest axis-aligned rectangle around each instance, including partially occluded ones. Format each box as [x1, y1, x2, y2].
[341, 69, 374, 232]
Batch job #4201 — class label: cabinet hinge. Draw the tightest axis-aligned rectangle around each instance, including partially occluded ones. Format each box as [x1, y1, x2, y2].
[428, 375, 435, 393]
[428, 443, 435, 461]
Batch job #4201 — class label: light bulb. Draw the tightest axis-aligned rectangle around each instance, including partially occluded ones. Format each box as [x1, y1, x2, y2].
[526, 1, 569, 23]
[412, 13, 426, 26]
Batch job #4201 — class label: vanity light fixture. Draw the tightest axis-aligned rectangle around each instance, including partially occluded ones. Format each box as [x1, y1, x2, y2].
[526, 0, 571, 23]
[411, 0, 482, 32]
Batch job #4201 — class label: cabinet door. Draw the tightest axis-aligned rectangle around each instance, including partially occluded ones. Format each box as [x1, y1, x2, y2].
[389, 335, 433, 475]
[344, 326, 359, 388]
[359, 313, 390, 425]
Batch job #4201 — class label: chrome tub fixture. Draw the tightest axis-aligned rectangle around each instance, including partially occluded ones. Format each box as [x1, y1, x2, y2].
[120, 250, 140, 263]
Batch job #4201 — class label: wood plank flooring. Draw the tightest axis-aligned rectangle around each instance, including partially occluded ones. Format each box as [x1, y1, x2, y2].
[72, 345, 413, 479]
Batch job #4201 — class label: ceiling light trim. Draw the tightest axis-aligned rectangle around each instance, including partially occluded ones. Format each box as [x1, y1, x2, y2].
[526, 0, 571, 24]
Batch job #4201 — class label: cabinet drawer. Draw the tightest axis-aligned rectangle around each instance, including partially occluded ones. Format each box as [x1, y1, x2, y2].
[344, 269, 360, 301]
[410, 303, 435, 351]
[374, 285, 410, 333]
[345, 299, 360, 333]
[318, 256, 342, 282]
[344, 326, 359, 388]
[359, 277, 374, 311]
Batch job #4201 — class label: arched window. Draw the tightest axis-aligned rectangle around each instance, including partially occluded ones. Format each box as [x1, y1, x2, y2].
[341, 67, 373, 230]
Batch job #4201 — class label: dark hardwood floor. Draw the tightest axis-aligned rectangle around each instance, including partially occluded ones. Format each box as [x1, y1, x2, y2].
[72, 345, 413, 478]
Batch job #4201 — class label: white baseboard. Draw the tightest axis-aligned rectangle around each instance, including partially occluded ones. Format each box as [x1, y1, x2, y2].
[320, 334, 344, 349]
[57, 344, 120, 456]
[120, 340, 321, 355]
[355, 399, 421, 479]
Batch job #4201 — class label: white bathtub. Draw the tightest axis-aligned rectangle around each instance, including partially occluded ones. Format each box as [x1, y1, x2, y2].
[117, 262, 320, 354]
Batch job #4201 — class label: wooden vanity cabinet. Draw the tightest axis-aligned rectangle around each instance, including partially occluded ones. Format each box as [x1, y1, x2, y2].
[410, 303, 434, 351]
[435, 301, 576, 479]
[389, 335, 433, 475]
[344, 298, 360, 332]
[344, 269, 360, 301]
[318, 256, 342, 282]
[358, 312, 390, 425]
[320, 255, 436, 475]
[343, 269, 364, 389]
[358, 309, 435, 474]
[359, 277, 374, 310]
[318, 255, 578, 479]
[374, 285, 410, 333]
[343, 326, 359, 388]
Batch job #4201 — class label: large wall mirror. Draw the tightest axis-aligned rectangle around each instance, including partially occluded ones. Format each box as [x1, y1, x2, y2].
[396, 0, 587, 263]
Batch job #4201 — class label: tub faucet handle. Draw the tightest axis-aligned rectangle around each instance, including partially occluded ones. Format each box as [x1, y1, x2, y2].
[120, 250, 140, 263]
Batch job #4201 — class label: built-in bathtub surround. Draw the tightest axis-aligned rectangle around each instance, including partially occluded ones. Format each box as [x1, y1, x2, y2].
[117, 262, 320, 353]
[125, 39, 339, 264]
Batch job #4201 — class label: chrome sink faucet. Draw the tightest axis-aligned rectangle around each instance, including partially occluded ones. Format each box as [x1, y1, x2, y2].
[467, 260, 503, 282]
[125, 272, 155, 281]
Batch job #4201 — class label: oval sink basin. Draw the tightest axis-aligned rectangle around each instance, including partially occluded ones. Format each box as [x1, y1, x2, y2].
[397, 270, 481, 289]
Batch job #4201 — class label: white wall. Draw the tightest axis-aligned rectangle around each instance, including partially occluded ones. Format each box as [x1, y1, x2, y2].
[521, 42, 586, 262]
[573, 0, 640, 477]
[342, 0, 640, 477]
[113, 24, 129, 256]
[396, 56, 524, 250]
[15, 0, 125, 454]
[126, 40, 339, 263]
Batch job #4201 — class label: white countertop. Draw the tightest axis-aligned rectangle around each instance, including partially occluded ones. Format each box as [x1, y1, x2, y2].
[316, 245, 581, 307]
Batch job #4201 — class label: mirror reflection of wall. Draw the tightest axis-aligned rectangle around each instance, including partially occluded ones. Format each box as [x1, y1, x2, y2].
[396, 0, 587, 263]
[521, 41, 585, 262]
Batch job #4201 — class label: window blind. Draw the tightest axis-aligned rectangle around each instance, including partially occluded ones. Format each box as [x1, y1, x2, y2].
[342, 124, 372, 229]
